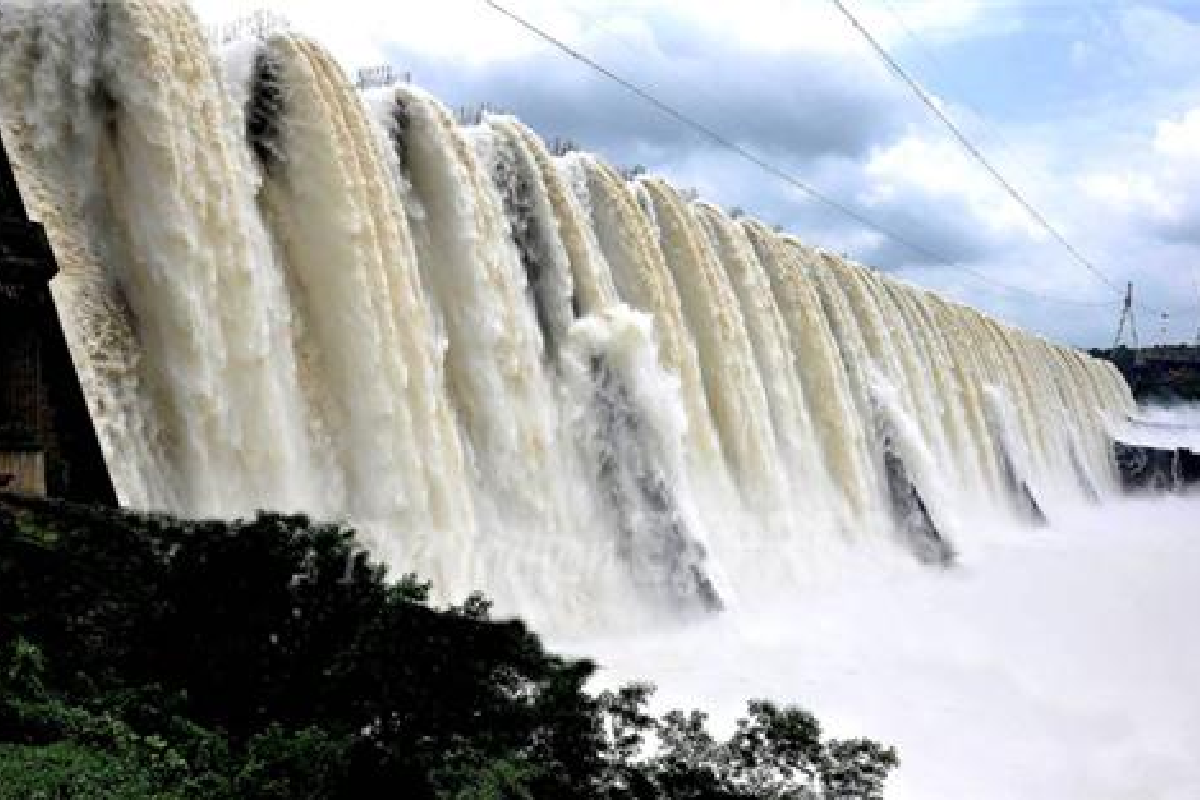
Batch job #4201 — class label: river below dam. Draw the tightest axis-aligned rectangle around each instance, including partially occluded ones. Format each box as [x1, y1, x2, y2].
[570, 493, 1200, 800]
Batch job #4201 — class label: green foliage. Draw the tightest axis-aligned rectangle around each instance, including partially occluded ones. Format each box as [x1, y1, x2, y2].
[229, 725, 349, 799]
[0, 497, 898, 799]
[0, 741, 161, 799]
[821, 739, 900, 800]
[1088, 347, 1200, 401]
[595, 690, 897, 800]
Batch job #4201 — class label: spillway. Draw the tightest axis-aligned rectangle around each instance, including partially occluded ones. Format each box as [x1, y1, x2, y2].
[0, 1, 1136, 630]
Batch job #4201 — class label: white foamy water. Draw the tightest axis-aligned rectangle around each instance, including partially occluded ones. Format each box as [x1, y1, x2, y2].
[570, 494, 1200, 800]
[0, 0, 1138, 627]
[1, 4, 1195, 796]
[1113, 403, 1200, 452]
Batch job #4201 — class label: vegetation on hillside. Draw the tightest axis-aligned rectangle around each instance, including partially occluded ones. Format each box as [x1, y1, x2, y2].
[0, 495, 897, 798]
[1090, 346, 1200, 401]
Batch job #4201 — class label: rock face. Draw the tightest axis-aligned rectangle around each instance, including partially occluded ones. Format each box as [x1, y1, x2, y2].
[877, 416, 955, 567]
[0, 132, 114, 503]
[590, 355, 723, 614]
[1114, 441, 1200, 491]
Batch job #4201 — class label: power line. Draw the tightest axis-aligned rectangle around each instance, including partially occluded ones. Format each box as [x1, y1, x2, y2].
[876, 0, 1047, 199]
[482, 0, 1116, 309]
[835, 0, 1199, 322]
[1073, 4, 1197, 324]
[829, 0, 1127, 298]
[878, 0, 949, 82]
[483, 2, 925, 254]
[914, 264, 1115, 308]
[869, 0, 1113, 308]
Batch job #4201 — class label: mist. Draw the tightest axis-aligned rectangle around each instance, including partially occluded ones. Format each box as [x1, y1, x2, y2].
[573, 493, 1200, 799]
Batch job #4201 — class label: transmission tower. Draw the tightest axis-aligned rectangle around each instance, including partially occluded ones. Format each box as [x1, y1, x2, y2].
[1112, 281, 1139, 353]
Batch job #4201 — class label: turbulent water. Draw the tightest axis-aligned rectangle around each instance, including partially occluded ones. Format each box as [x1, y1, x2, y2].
[573, 493, 1200, 800]
[0, 2, 1136, 631]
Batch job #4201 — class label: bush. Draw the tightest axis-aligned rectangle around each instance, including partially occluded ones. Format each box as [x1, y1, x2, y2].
[0, 496, 897, 798]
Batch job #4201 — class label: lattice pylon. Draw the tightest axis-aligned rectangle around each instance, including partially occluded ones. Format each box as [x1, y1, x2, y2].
[1113, 281, 1138, 352]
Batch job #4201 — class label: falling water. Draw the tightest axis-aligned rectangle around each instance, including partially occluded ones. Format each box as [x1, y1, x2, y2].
[0, 1, 1136, 630]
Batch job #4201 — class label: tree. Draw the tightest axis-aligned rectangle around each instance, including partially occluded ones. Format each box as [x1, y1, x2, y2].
[0, 495, 899, 798]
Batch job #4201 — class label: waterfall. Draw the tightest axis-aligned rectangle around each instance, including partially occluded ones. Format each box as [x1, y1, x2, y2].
[0, 1, 1137, 630]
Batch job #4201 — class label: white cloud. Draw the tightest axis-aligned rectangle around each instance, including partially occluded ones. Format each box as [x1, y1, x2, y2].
[184, 0, 1200, 345]
[1080, 172, 1167, 214]
[862, 134, 1039, 239]
[1069, 39, 1090, 68]
[1118, 5, 1200, 71]
[190, 0, 999, 69]
[1080, 105, 1200, 242]
[1154, 107, 1200, 162]
[193, 0, 568, 67]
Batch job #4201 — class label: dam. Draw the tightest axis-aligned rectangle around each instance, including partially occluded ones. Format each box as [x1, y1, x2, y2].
[0, 2, 1134, 628]
[0, 126, 113, 503]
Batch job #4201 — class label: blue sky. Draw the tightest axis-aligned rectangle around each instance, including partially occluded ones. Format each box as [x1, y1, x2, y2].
[195, 0, 1200, 347]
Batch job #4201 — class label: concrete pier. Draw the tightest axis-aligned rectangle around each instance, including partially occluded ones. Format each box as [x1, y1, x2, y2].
[0, 131, 115, 503]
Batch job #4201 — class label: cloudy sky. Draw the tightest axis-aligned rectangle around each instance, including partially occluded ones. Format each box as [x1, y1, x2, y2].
[193, 0, 1200, 347]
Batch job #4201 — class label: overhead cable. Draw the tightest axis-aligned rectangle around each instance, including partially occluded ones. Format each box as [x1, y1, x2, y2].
[483, 0, 1120, 309]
